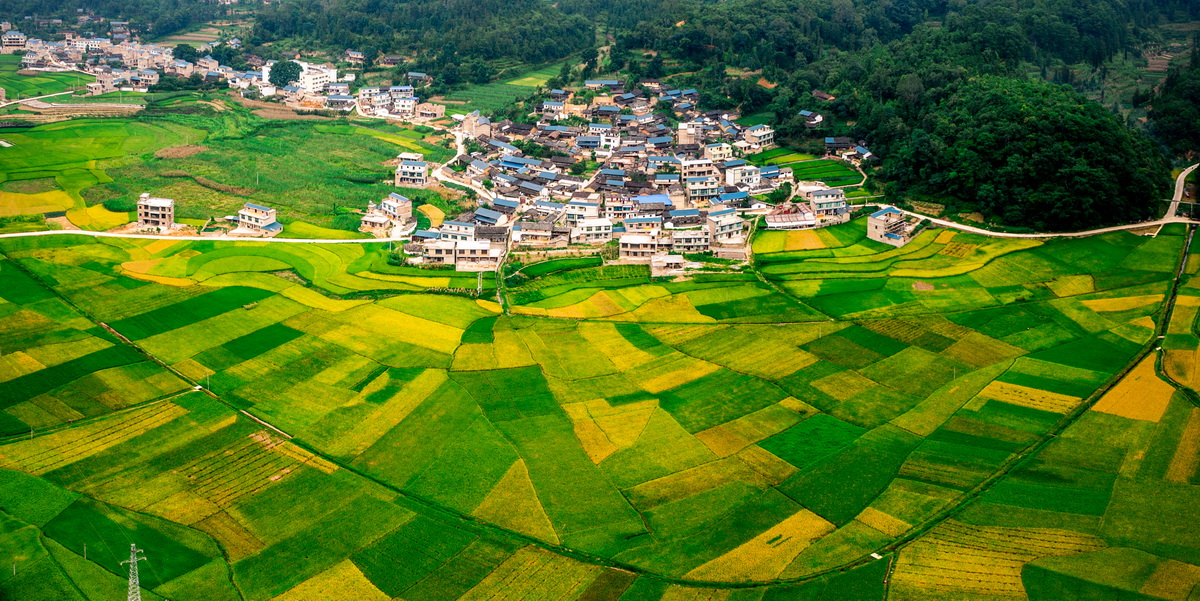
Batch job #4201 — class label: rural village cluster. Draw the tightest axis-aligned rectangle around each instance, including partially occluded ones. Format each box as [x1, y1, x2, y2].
[2, 21, 916, 274]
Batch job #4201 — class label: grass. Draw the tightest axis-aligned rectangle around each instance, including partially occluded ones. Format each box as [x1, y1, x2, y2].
[0, 218, 1195, 598]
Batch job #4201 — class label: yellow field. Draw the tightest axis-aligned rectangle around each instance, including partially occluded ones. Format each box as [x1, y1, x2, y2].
[320, 369, 447, 457]
[783, 230, 826, 251]
[933, 230, 957, 244]
[890, 522, 1103, 600]
[855, 506, 912, 537]
[1164, 350, 1200, 389]
[1080, 294, 1164, 312]
[274, 560, 390, 601]
[564, 398, 657, 463]
[0, 190, 74, 216]
[1140, 559, 1200, 601]
[979, 380, 1081, 413]
[1092, 355, 1174, 422]
[687, 509, 835, 581]
[1166, 408, 1200, 484]
[473, 460, 560, 543]
[0, 402, 188, 474]
[418, 203, 445, 227]
[1046, 274, 1095, 297]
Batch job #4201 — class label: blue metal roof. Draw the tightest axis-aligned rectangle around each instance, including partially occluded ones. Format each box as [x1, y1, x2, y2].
[475, 208, 503, 222]
[871, 207, 902, 219]
[244, 202, 272, 212]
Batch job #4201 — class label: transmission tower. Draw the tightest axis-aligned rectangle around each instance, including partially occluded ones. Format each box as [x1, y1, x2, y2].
[121, 544, 147, 601]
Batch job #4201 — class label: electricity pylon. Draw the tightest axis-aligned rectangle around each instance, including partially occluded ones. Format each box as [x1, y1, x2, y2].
[121, 544, 147, 601]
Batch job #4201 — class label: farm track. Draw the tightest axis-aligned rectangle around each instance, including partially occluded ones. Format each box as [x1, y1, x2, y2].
[1, 227, 1197, 591]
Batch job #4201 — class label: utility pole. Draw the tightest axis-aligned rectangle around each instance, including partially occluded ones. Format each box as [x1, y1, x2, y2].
[121, 544, 147, 601]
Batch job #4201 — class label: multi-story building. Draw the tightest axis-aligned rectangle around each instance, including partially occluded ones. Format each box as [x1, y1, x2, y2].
[707, 210, 746, 243]
[237, 202, 282, 236]
[395, 160, 429, 187]
[743, 124, 775, 149]
[619, 234, 661, 262]
[1, 30, 27, 53]
[136, 193, 174, 229]
[571, 217, 613, 244]
[867, 207, 917, 247]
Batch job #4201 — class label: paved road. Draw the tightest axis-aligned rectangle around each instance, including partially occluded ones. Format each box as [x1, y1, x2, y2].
[891, 209, 1198, 239]
[0, 90, 76, 109]
[1167, 163, 1200, 219]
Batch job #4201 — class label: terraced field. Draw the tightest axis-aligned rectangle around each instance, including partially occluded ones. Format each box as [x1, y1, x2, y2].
[1, 219, 1199, 601]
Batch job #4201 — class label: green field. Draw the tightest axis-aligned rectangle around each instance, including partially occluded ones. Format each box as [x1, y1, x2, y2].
[441, 63, 565, 113]
[0, 105, 457, 231]
[0, 217, 1197, 601]
[0, 55, 94, 99]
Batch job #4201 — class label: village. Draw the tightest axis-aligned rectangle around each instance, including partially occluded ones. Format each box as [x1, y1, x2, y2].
[2, 20, 910, 274]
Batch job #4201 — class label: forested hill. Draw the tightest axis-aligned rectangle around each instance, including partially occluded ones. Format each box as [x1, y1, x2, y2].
[252, 0, 593, 65]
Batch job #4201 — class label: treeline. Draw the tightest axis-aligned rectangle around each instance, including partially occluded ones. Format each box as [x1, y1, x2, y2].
[251, 0, 593, 66]
[0, 0, 221, 38]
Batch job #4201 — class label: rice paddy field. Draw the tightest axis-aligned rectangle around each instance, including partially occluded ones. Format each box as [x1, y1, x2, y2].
[1, 217, 1199, 601]
[0, 55, 95, 99]
[0, 108, 455, 232]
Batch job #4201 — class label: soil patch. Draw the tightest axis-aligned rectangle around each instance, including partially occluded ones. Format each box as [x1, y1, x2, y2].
[154, 145, 211, 159]
[1, 177, 60, 194]
[913, 281, 934, 291]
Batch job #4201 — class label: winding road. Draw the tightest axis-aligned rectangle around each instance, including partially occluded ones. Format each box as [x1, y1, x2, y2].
[1168, 163, 1199, 219]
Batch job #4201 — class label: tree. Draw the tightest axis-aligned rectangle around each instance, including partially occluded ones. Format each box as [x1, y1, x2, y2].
[173, 44, 199, 63]
[268, 60, 302, 88]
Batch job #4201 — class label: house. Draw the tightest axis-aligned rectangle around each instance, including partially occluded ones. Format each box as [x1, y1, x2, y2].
[395, 160, 429, 187]
[407, 71, 432, 83]
[707, 210, 745, 243]
[440, 220, 475, 242]
[764, 202, 817, 230]
[344, 50, 364, 65]
[743, 124, 775, 149]
[2, 30, 27, 53]
[571, 217, 613, 244]
[136, 193, 174, 229]
[671, 228, 710, 253]
[565, 200, 600, 226]
[704, 143, 734, 162]
[360, 191, 415, 233]
[798, 110, 824, 128]
[812, 89, 835, 102]
[867, 207, 918, 247]
[236, 203, 283, 237]
[619, 234, 662, 262]
[809, 188, 848, 222]
[725, 164, 761, 188]
[416, 102, 445, 119]
[379, 55, 404, 67]
[825, 137, 855, 152]
[584, 79, 622, 90]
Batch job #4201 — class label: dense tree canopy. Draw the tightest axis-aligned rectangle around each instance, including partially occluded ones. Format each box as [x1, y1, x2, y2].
[268, 60, 302, 88]
[879, 77, 1169, 229]
[1150, 38, 1200, 156]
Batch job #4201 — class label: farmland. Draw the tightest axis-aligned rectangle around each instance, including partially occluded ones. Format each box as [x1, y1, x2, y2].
[0, 55, 95, 99]
[1, 218, 1199, 601]
[0, 107, 457, 232]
